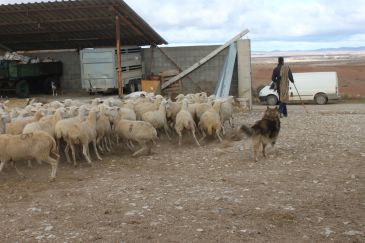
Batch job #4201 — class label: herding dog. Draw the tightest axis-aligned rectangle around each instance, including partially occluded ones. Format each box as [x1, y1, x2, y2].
[240, 106, 280, 162]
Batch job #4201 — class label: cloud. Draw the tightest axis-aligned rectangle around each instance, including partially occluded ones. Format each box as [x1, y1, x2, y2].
[1, 0, 365, 51]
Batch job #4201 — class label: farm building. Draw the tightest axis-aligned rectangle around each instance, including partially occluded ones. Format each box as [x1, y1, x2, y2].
[0, 0, 252, 105]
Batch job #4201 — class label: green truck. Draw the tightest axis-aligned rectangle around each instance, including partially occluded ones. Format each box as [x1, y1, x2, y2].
[0, 60, 62, 98]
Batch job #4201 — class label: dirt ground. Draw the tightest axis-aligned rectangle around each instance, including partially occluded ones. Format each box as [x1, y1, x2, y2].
[0, 103, 364, 242]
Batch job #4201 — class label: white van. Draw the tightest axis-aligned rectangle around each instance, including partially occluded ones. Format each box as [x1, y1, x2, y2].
[259, 72, 340, 105]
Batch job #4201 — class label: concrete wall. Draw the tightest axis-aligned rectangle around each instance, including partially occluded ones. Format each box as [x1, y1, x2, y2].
[237, 39, 252, 109]
[142, 45, 240, 96]
[21, 49, 81, 91]
[14, 41, 251, 97]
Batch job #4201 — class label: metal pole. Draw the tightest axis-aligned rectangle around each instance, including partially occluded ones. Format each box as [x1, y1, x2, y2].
[115, 15, 122, 98]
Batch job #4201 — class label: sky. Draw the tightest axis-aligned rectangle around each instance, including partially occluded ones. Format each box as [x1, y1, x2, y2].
[2, 0, 365, 51]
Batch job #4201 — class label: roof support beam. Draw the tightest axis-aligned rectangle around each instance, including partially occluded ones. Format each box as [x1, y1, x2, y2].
[0, 16, 113, 26]
[115, 14, 123, 98]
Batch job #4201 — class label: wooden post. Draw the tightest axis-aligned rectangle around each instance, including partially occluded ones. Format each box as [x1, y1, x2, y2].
[115, 15, 122, 97]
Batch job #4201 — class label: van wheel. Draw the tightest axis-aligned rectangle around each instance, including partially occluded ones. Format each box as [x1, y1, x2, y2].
[266, 95, 278, 106]
[315, 93, 327, 105]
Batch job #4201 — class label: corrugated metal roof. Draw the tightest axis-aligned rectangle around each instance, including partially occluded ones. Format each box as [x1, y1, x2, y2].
[0, 0, 167, 51]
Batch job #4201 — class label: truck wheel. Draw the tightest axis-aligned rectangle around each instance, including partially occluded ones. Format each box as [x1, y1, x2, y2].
[315, 93, 327, 105]
[266, 95, 278, 106]
[16, 80, 30, 98]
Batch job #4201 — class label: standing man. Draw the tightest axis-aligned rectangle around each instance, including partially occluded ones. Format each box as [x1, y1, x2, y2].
[272, 57, 294, 117]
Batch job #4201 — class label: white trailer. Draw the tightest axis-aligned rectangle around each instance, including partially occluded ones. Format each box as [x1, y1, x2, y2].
[259, 72, 341, 105]
[80, 47, 143, 94]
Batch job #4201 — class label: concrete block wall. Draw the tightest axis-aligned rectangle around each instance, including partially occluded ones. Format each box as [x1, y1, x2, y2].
[22, 49, 81, 91]
[143, 45, 239, 96]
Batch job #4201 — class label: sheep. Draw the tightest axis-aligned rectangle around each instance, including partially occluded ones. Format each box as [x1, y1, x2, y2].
[166, 100, 182, 125]
[5, 111, 43, 135]
[175, 99, 200, 146]
[134, 95, 164, 120]
[55, 105, 89, 163]
[96, 106, 113, 153]
[195, 102, 212, 121]
[174, 94, 185, 102]
[0, 131, 59, 181]
[91, 98, 103, 106]
[192, 92, 208, 103]
[47, 100, 64, 109]
[219, 96, 235, 132]
[141, 100, 171, 140]
[23, 107, 66, 137]
[114, 119, 158, 156]
[67, 108, 102, 166]
[198, 100, 223, 143]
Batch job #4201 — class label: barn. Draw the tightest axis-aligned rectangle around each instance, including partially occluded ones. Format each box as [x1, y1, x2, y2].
[0, 0, 252, 106]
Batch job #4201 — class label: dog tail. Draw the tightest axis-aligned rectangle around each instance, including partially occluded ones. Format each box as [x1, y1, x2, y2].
[240, 124, 254, 137]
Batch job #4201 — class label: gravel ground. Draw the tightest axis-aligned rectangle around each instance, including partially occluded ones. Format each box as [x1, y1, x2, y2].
[0, 103, 364, 242]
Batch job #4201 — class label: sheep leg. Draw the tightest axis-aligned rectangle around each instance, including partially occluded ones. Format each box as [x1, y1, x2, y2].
[107, 135, 113, 150]
[164, 124, 172, 140]
[128, 140, 135, 148]
[199, 130, 207, 142]
[132, 142, 147, 157]
[177, 130, 182, 146]
[68, 143, 78, 167]
[107, 135, 113, 149]
[216, 127, 223, 143]
[0, 160, 6, 173]
[27, 160, 33, 168]
[43, 157, 58, 181]
[191, 130, 200, 146]
[13, 163, 25, 179]
[93, 139, 103, 161]
[97, 137, 104, 154]
[82, 144, 93, 165]
[229, 117, 234, 128]
[221, 125, 226, 135]
[104, 137, 111, 152]
[126, 140, 134, 151]
[64, 143, 72, 164]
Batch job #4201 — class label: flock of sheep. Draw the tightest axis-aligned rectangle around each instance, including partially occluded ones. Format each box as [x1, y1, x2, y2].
[0, 92, 235, 181]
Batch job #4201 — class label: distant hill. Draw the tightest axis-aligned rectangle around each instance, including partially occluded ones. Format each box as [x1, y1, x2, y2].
[312, 46, 365, 52]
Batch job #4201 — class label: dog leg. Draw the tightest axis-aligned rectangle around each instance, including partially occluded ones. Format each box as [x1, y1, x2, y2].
[262, 143, 267, 158]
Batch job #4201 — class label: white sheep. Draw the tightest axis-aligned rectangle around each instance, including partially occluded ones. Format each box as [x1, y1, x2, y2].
[134, 95, 164, 120]
[198, 100, 223, 142]
[166, 100, 182, 125]
[67, 108, 102, 166]
[219, 96, 235, 131]
[114, 119, 158, 156]
[96, 106, 113, 153]
[6, 111, 43, 135]
[55, 105, 89, 163]
[142, 100, 171, 140]
[0, 131, 59, 181]
[175, 99, 200, 146]
[23, 107, 66, 137]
